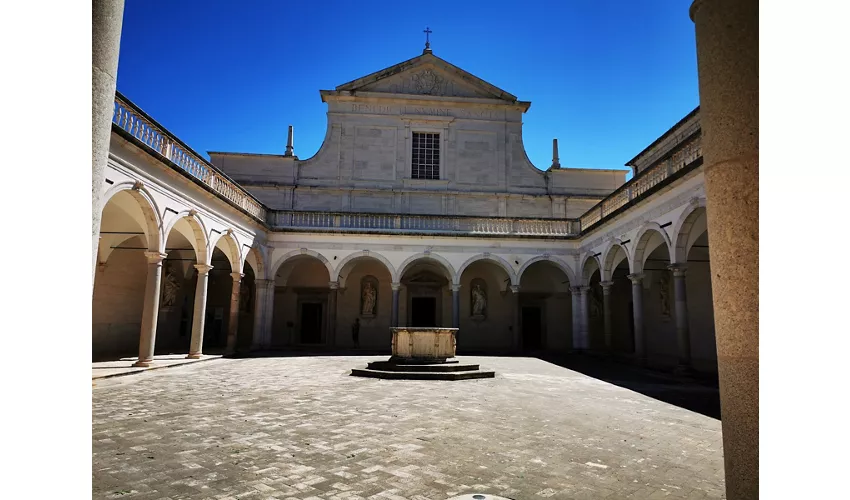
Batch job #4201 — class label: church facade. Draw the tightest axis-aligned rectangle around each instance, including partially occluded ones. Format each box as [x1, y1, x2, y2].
[94, 49, 715, 375]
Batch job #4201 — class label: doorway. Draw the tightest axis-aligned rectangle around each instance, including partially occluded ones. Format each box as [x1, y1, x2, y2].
[300, 302, 323, 344]
[521, 306, 543, 351]
[411, 297, 437, 327]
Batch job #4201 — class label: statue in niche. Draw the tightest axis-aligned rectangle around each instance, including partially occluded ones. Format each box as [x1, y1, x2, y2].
[471, 282, 487, 318]
[361, 280, 377, 316]
[161, 264, 181, 308]
[659, 272, 671, 318]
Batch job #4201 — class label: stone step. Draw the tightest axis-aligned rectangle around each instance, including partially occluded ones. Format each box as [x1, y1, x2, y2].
[350, 368, 496, 381]
[366, 361, 480, 372]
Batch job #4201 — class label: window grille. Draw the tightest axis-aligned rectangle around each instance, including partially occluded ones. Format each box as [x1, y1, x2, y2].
[412, 132, 440, 180]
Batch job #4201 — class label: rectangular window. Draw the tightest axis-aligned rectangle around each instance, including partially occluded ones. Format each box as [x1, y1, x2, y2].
[411, 132, 440, 180]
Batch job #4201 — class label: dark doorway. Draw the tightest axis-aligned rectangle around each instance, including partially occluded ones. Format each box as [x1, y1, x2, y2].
[411, 297, 437, 327]
[300, 302, 323, 344]
[521, 306, 542, 351]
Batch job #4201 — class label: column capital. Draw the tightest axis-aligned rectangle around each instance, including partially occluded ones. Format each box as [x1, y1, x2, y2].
[391, 282, 402, 291]
[194, 264, 213, 275]
[143, 251, 168, 264]
[451, 284, 461, 292]
[627, 273, 645, 284]
[328, 281, 340, 290]
[667, 264, 688, 277]
[230, 272, 244, 282]
[510, 285, 520, 294]
[600, 280, 614, 290]
[255, 278, 274, 285]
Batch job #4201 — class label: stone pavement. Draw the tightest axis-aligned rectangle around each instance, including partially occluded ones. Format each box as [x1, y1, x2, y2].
[92, 354, 221, 380]
[92, 356, 725, 499]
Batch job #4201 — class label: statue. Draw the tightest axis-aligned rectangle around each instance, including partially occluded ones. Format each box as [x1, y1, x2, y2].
[161, 266, 180, 308]
[362, 281, 376, 316]
[471, 284, 487, 317]
[659, 273, 671, 317]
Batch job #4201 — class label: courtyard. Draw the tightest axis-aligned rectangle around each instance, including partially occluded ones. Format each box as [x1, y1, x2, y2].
[92, 355, 724, 499]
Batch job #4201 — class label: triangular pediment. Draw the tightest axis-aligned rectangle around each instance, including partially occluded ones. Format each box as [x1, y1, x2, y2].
[335, 52, 518, 102]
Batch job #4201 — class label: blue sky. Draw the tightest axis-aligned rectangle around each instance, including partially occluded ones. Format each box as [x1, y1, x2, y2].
[116, 1, 698, 174]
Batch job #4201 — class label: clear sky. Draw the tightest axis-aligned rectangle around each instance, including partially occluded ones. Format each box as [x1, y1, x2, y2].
[116, 1, 699, 174]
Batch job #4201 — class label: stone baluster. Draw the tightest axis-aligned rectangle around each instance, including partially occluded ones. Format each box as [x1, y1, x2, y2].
[628, 273, 646, 364]
[187, 264, 213, 359]
[133, 252, 167, 367]
[600, 281, 614, 352]
[225, 272, 243, 355]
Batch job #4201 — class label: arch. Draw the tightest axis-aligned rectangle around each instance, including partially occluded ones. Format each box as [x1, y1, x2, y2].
[332, 251, 398, 287]
[162, 210, 210, 265]
[210, 230, 242, 272]
[270, 248, 335, 284]
[397, 252, 456, 284]
[579, 252, 601, 285]
[245, 245, 267, 280]
[456, 253, 518, 286]
[672, 198, 709, 264]
[99, 181, 163, 253]
[631, 222, 673, 274]
[601, 239, 632, 282]
[516, 255, 577, 286]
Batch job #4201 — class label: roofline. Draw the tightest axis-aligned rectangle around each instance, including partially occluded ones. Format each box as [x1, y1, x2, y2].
[208, 151, 291, 158]
[625, 105, 701, 166]
[334, 51, 518, 102]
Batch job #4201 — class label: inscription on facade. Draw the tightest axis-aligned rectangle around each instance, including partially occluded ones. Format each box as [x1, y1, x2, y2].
[349, 104, 498, 120]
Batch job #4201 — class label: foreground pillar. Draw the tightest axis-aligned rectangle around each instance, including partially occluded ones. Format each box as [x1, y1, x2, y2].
[669, 265, 692, 371]
[627, 273, 646, 364]
[92, 0, 125, 287]
[691, 1, 758, 497]
[569, 287, 582, 352]
[133, 251, 167, 367]
[225, 272, 243, 355]
[187, 264, 213, 359]
[600, 281, 614, 351]
[509, 285, 520, 351]
[451, 284, 460, 329]
[328, 281, 339, 347]
[251, 279, 273, 351]
[391, 283, 401, 327]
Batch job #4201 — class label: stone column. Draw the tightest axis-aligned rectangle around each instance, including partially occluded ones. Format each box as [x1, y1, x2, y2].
[627, 273, 646, 364]
[133, 251, 167, 367]
[328, 281, 339, 347]
[92, 0, 126, 287]
[186, 264, 213, 359]
[600, 281, 614, 351]
[691, 1, 758, 497]
[510, 285, 520, 351]
[451, 284, 461, 329]
[391, 282, 401, 327]
[263, 281, 276, 348]
[570, 287, 582, 351]
[251, 279, 273, 351]
[225, 272, 243, 355]
[668, 265, 692, 372]
[579, 286, 591, 350]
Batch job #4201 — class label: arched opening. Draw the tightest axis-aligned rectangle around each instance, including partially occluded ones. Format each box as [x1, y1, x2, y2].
[200, 233, 243, 353]
[582, 257, 604, 351]
[604, 244, 634, 355]
[635, 229, 676, 368]
[398, 258, 453, 329]
[271, 254, 332, 348]
[336, 255, 394, 350]
[678, 207, 717, 375]
[92, 189, 160, 361]
[518, 260, 572, 353]
[458, 259, 513, 353]
[153, 216, 207, 356]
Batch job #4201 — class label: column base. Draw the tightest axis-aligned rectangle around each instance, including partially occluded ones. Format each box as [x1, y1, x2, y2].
[185, 353, 202, 359]
[132, 359, 153, 367]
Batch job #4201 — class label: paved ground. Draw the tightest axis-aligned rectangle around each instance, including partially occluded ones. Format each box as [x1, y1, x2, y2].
[92, 354, 221, 380]
[92, 356, 725, 499]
